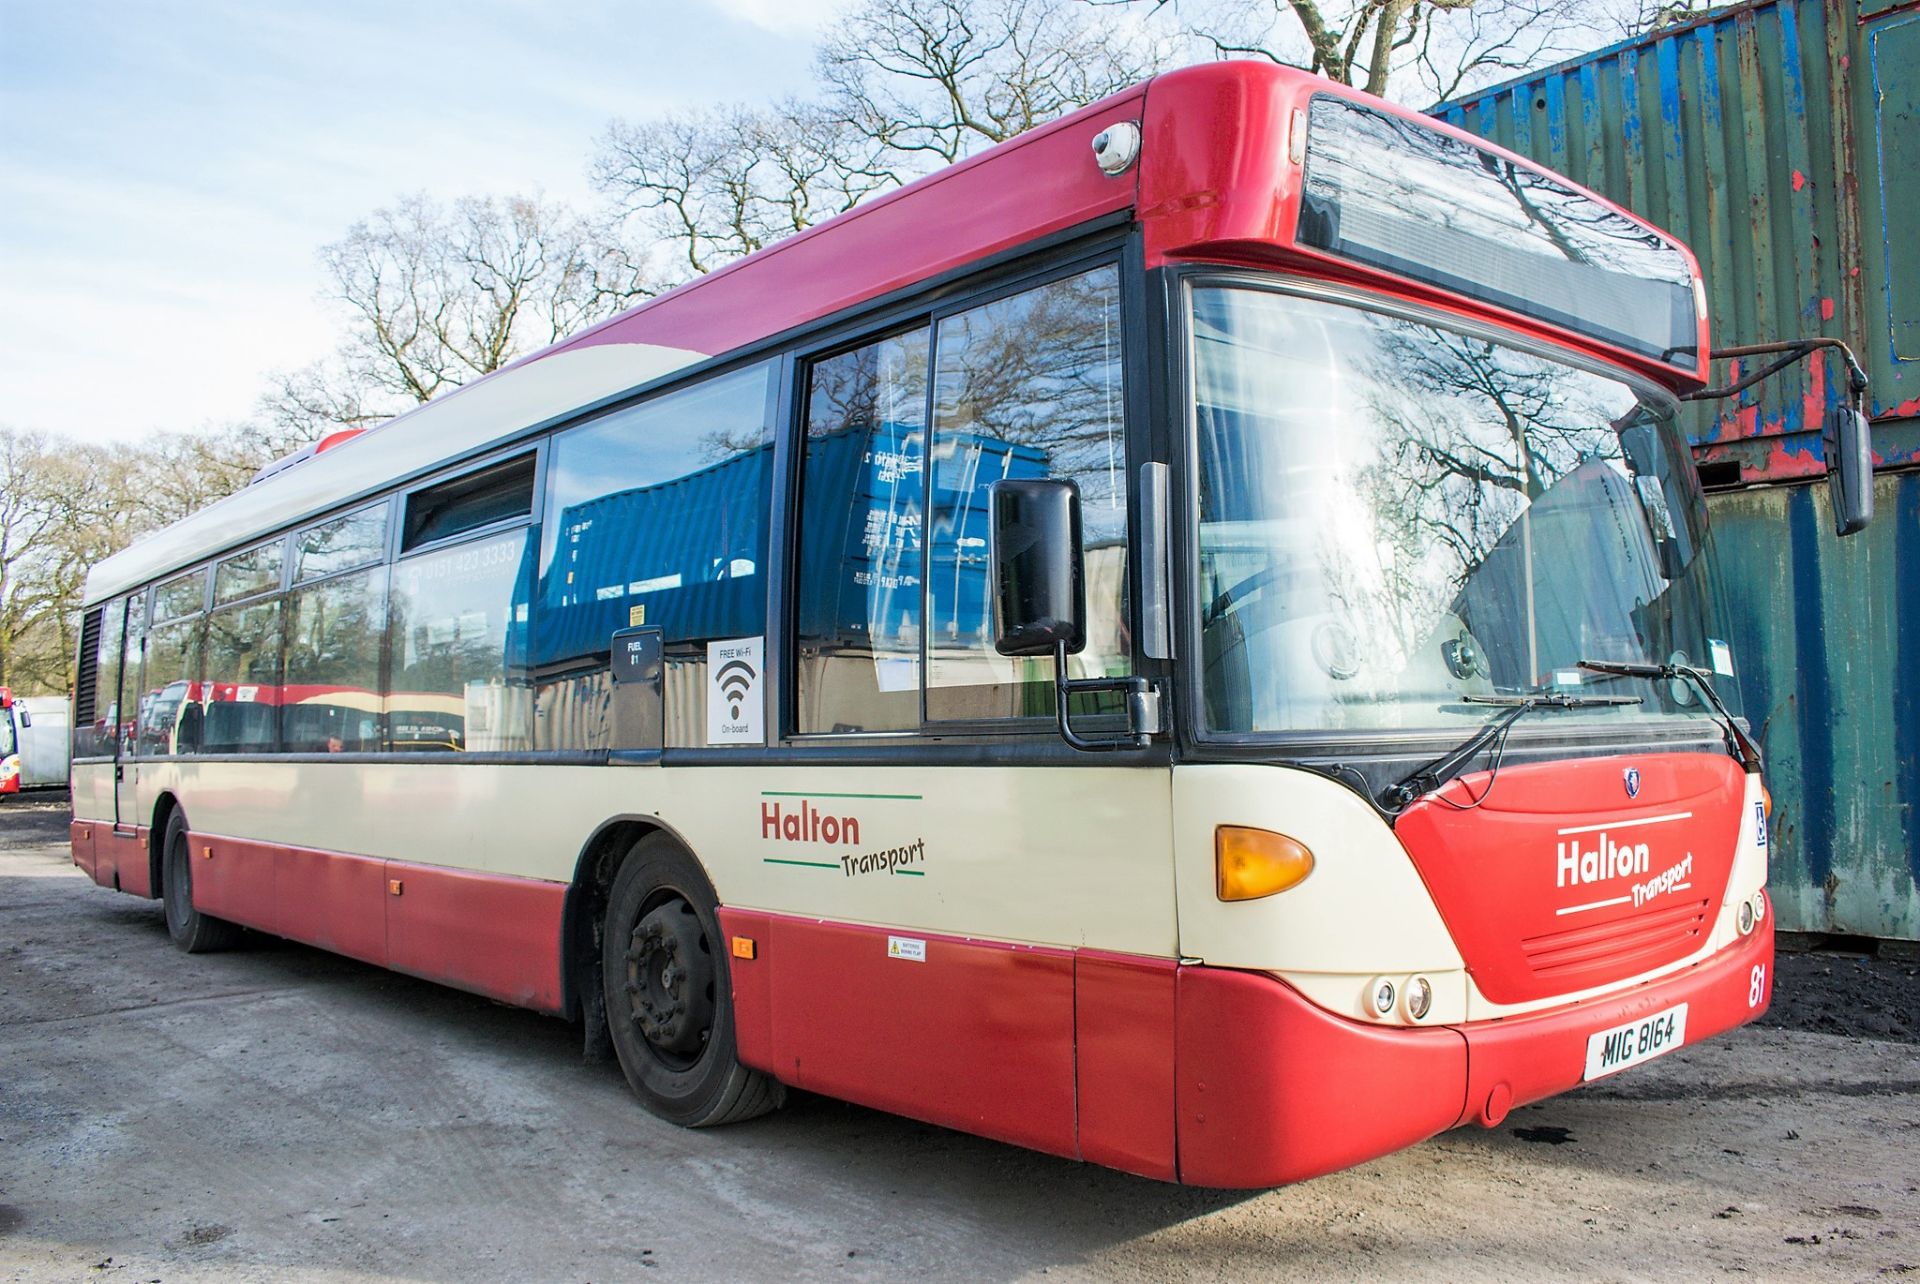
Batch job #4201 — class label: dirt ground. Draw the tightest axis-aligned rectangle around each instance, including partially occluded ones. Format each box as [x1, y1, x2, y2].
[2, 791, 1916, 1283]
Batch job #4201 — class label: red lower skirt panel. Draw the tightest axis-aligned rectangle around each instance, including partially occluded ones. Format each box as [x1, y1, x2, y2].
[70, 821, 98, 880]
[721, 910, 1081, 1159]
[719, 911, 1180, 1178]
[188, 831, 566, 1013]
[1175, 966, 1469, 1189]
[384, 860, 566, 1012]
[81, 826, 150, 897]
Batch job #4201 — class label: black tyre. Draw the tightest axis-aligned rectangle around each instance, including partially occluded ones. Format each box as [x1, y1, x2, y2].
[161, 811, 241, 954]
[601, 833, 784, 1127]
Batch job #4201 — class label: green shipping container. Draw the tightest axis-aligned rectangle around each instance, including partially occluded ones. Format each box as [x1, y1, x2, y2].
[1435, 0, 1920, 941]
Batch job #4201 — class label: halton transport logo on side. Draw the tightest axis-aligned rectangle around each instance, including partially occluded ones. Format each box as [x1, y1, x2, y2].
[1553, 811, 1696, 917]
[757, 792, 928, 879]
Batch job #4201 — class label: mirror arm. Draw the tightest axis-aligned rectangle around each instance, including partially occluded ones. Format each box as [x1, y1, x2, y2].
[1052, 640, 1159, 752]
[1682, 337, 1870, 409]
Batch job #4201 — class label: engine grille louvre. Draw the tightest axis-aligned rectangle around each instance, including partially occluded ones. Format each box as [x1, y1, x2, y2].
[73, 607, 103, 726]
[1520, 897, 1712, 982]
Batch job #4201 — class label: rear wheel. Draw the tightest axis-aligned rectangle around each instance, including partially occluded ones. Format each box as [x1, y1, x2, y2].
[601, 833, 783, 1127]
[161, 811, 241, 954]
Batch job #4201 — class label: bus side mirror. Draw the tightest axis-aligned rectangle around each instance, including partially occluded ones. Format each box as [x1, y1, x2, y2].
[990, 479, 1086, 657]
[1826, 406, 1873, 536]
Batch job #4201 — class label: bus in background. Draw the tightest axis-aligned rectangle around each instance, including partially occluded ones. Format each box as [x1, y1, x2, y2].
[1, 688, 16, 796]
[66, 62, 1871, 1188]
[1, 689, 71, 795]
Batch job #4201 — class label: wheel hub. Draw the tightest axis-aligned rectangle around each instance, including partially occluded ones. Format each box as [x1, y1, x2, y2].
[623, 900, 714, 1058]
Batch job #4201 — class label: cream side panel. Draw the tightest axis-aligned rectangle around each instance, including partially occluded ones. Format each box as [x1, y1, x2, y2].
[71, 762, 114, 823]
[145, 759, 1178, 955]
[1172, 764, 1464, 973]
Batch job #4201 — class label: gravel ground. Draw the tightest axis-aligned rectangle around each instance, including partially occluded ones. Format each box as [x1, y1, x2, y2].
[2, 791, 1916, 1282]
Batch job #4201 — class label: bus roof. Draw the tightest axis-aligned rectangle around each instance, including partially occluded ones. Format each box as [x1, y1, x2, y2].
[87, 62, 1700, 607]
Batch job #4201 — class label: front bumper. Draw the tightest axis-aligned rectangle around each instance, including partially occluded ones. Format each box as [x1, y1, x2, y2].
[1175, 919, 1774, 1188]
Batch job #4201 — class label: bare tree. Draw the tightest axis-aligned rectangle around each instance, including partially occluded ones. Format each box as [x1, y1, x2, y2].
[594, 100, 895, 277]
[817, 0, 1172, 165]
[1116, 0, 1635, 102]
[262, 193, 659, 439]
[595, 0, 1175, 281]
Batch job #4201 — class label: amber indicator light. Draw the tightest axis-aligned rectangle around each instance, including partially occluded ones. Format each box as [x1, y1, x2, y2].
[731, 936, 757, 960]
[1215, 826, 1315, 901]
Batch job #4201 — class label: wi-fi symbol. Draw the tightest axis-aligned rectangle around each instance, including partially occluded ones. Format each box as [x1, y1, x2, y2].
[717, 658, 757, 720]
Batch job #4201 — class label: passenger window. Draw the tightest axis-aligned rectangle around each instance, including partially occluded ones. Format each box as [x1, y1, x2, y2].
[215, 541, 285, 605]
[202, 598, 283, 754]
[535, 363, 777, 750]
[296, 505, 389, 582]
[403, 454, 534, 551]
[795, 328, 930, 734]
[142, 614, 203, 757]
[926, 266, 1129, 718]
[284, 567, 387, 752]
[389, 530, 532, 751]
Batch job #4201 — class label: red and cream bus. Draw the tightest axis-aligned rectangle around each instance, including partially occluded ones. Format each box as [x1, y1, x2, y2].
[68, 62, 1872, 1187]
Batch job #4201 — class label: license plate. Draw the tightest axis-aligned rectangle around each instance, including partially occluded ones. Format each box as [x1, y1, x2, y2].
[1583, 1002, 1688, 1081]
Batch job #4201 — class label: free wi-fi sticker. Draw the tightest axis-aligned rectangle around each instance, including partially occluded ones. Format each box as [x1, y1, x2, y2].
[707, 637, 764, 745]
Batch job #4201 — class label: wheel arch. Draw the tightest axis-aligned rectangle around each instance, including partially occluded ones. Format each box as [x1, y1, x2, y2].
[560, 813, 718, 1027]
[146, 791, 185, 901]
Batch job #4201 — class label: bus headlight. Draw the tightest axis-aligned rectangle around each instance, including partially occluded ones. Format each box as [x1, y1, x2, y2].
[1215, 826, 1314, 901]
[1736, 898, 1755, 935]
[1368, 977, 1396, 1018]
[1403, 975, 1433, 1021]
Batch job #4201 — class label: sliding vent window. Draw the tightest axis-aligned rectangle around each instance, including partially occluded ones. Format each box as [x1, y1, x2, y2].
[796, 328, 929, 734]
[535, 362, 776, 751]
[389, 532, 532, 751]
[927, 266, 1129, 719]
[403, 454, 534, 551]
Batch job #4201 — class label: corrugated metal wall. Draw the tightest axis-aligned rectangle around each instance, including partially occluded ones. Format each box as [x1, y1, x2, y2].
[1436, 0, 1920, 939]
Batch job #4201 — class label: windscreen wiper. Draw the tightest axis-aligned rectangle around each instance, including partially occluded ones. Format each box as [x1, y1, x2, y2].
[1378, 692, 1643, 812]
[1577, 659, 1761, 772]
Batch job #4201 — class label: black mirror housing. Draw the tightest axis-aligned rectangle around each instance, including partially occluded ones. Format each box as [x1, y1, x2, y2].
[990, 478, 1086, 657]
[1825, 407, 1874, 536]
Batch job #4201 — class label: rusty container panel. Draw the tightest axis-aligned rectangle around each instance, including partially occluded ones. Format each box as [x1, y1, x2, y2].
[1703, 471, 1920, 941]
[1433, 0, 1920, 482]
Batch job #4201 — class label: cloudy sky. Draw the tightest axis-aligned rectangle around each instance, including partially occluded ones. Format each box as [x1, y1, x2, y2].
[1, 0, 843, 444]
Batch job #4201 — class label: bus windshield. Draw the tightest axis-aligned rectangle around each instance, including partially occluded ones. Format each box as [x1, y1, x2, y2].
[1192, 284, 1737, 738]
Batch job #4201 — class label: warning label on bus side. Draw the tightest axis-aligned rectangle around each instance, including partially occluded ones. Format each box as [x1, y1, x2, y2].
[708, 637, 764, 745]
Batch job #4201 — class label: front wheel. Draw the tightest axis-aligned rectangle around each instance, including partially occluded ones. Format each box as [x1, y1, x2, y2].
[601, 834, 783, 1127]
[161, 811, 241, 954]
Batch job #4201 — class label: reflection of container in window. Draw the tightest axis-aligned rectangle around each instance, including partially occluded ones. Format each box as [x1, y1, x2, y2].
[457, 611, 490, 642]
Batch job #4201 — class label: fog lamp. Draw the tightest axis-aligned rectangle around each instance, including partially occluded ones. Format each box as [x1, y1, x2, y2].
[1403, 975, 1433, 1021]
[1215, 826, 1315, 901]
[1751, 891, 1767, 924]
[1736, 898, 1755, 935]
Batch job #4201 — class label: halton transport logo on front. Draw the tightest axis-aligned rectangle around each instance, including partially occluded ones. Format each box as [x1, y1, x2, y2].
[1555, 810, 1698, 916]
[759, 793, 928, 879]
